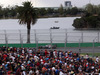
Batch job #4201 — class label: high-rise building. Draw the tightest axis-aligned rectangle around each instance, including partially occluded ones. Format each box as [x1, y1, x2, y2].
[65, 1, 72, 8]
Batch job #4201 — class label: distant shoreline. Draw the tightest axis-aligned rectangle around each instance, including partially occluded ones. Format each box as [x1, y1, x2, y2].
[0, 15, 81, 19]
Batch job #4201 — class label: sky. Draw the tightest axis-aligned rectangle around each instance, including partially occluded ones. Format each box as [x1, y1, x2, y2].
[0, 0, 100, 8]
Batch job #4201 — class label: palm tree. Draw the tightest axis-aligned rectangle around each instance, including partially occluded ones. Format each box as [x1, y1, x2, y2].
[17, 1, 37, 43]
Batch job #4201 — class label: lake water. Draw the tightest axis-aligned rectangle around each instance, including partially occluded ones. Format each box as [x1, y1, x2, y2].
[0, 17, 100, 44]
[0, 17, 78, 30]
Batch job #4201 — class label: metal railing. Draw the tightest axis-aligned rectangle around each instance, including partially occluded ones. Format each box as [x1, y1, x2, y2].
[0, 29, 100, 48]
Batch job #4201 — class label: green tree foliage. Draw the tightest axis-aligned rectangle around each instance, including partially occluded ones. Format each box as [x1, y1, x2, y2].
[73, 3, 100, 29]
[17, 1, 37, 43]
[47, 8, 54, 14]
[3, 7, 10, 18]
[0, 5, 3, 18]
[72, 17, 87, 28]
[97, 5, 100, 15]
[66, 8, 71, 15]
[1, 6, 17, 18]
[38, 8, 47, 16]
[85, 4, 100, 15]
[70, 7, 78, 15]
[73, 16, 100, 29]
[86, 16, 100, 28]
[58, 4, 64, 15]
[1, 3, 100, 19]
[10, 7, 17, 18]
[65, 7, 79, 15]
[85, 4, 94, 14]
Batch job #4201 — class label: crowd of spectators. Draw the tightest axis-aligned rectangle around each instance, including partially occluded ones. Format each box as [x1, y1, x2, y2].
[0, 46, 100, 75]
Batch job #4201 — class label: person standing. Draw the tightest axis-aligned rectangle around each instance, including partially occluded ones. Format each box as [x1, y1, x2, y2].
[15, 67, 21, 75]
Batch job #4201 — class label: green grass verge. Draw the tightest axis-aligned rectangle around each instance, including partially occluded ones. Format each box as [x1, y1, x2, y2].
[80, 53, 100, 57]
[0, 43, 100, 48]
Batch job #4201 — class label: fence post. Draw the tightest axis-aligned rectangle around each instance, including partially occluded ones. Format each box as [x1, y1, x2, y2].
[19, 30, 22, 44]
[79, 39, 81, 53]
[34, 30, 38, 50]
[19, 30, 23, 48]
[34, 30, 36, 44]
[81, 32, 83, 43]
[98, 32, 99, 43]
[92, 40, 95, 57]
[64, 29, 67, 49]
[50, 29, 52, 49]
[4, 30, 8, 47]
[21, 37, 23, 48]
[36, 38, 38, 50]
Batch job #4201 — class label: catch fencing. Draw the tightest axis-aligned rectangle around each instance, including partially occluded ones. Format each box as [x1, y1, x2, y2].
[0, 29, 100, 48]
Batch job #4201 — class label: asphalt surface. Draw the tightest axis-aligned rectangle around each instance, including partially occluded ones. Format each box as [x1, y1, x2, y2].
[40, 47, 100, 53]
[58, 47, 100, 53]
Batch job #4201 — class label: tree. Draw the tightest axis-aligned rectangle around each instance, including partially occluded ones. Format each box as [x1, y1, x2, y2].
[70, 7, 78, 15]
[0, 5, 3, 18]
[38, 8, 47, 16]
[10, 7, 17, 18]
[47, 8, 54, 14]
[86, 16, 99, 28]
[17, 1, 37, 43]
[72, 18, 86, 28]
[97, 4, 100, 15]
[73, 15, 100, 29]
[85, 4, 94, 14]
[66, 8, 71, 15]
[58, 4, 64, 15]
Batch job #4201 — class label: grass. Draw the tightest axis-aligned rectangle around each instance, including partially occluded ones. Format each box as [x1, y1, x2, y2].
[80, 53, 100, 57]
[0, 43, 100, 48]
